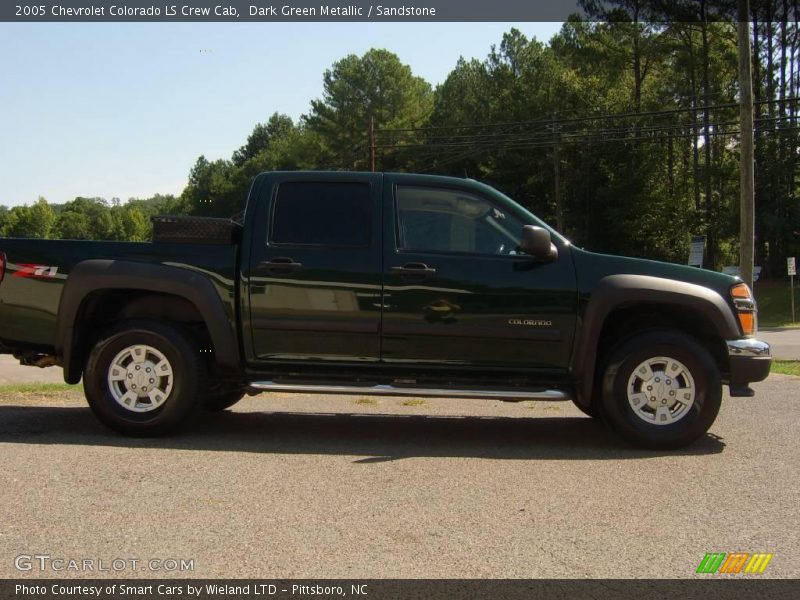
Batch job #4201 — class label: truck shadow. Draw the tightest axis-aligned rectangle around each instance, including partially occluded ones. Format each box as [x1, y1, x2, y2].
[0, 405, 725, 460]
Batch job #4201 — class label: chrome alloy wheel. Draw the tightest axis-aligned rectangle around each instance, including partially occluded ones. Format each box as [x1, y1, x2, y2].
[107, 345, 174, 413]
[626, 356, 696, 425]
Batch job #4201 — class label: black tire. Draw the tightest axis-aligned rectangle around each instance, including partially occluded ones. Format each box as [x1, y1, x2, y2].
[572, 400, 601, 419]
[601, 330, 722, 450]
[83, 319, 203, 436]
[201, 386, 247, 412]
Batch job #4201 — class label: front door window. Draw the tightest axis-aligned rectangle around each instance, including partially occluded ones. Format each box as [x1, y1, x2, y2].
[396, 186, 524, 257]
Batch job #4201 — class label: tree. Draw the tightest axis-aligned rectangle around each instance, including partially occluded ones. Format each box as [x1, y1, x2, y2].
[232, 113, 296, 166]
[305, 49, 433, 170]
[178, 156, 240, 217]
[114, 205, 150, 241]
[55, 210, 92, 240]
[55, 197, 116, 240]
[179, 114, 322, 218]
[578, 0, 668, 112]
[0, 197, 56, 238]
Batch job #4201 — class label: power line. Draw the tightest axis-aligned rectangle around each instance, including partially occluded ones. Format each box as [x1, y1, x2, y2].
[377, 97, 800, 136]
[405, 126, 800, 174]
[375, 114, 798, 156]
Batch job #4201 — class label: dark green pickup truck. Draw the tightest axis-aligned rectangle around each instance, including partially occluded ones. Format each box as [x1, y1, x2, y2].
[0, 172, 771, 448]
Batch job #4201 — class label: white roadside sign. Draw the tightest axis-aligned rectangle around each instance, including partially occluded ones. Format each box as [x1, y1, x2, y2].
[688, 236, 705, 267]
[790, 257, 797, 324]
[722, 266, 762, 282]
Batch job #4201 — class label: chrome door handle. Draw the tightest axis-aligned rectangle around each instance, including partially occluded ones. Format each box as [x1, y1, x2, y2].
[391, 263, 437, 277]
[260, 257, 303, 273]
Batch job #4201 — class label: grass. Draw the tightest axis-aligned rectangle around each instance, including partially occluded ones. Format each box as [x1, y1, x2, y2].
[754, 279, 799, 328]
[401, 399, 426, 407]
[0, 383, 79, 394]
[771, 360, 800, 377]
[524, 403, 561, 411]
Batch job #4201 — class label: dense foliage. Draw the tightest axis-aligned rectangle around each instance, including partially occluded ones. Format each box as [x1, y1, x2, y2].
[1, 1, 797, 277]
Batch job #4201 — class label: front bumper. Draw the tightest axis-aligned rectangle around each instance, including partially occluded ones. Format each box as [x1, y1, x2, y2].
[726, 338, 771, 384]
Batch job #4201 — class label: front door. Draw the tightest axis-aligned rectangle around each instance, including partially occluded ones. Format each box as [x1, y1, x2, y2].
[381, 176, 577, 373]
[247, 173, 383, 363]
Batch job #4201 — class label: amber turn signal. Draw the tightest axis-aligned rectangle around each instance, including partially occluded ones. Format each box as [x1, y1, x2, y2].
[737, 312, 756, 335]
[731, 283, 753, 299]
[730, 283, 756, 335]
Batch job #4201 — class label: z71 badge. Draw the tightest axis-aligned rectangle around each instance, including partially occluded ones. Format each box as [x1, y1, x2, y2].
[13, 264, 59, 278]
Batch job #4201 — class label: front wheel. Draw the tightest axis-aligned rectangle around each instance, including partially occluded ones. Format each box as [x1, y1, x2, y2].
[572, 400, 601, 419]
[601, 331, 722, 450]
[201, 386, 247, 412]
[83, 320, 203, 436]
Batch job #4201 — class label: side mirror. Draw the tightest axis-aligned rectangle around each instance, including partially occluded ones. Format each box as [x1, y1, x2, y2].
[519, 225, 558, 261]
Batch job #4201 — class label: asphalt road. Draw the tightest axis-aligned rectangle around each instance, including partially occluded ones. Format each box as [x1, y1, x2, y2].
[0, 356, 64, 385]
[0, 374, 798, 579]
[759, 327, 800, 360]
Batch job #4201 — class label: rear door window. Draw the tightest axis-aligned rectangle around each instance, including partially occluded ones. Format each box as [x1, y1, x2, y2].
[271, 182, 371, 247]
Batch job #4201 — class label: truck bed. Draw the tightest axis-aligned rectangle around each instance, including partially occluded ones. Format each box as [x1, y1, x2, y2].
[0, 238, 238, 351]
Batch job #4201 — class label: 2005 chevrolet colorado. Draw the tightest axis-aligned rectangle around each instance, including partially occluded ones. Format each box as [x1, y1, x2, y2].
[0, 172, 771, 448]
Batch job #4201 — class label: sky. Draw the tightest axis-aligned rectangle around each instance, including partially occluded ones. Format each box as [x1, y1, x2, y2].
[0, 22, 563, 206]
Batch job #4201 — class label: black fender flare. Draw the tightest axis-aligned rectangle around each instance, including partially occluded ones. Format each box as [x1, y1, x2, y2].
[56, 259, 240, 383]
[571, 274, 740, 407]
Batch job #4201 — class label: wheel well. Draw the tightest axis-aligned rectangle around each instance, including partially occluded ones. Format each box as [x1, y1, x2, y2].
[72, 290, 213, 375]
[591, 303, 728, 401]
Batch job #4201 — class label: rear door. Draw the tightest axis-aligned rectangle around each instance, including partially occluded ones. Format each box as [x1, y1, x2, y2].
[381, 175, 577, 373]
[246, 173, 383, 363]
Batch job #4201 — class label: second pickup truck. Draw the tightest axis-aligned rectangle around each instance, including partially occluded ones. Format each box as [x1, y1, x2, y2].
[0, 171, 771, 448]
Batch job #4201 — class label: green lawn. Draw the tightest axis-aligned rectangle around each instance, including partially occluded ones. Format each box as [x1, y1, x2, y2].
[0, 383, 79, 394]
[771, 360, 800, 377]
[754, 279, 799, 328]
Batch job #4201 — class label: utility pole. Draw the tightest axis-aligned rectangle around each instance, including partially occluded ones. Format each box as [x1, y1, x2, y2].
[738, 0, 755, 289]
[552, 114, 563, 231]
[369, 116, 376, 172]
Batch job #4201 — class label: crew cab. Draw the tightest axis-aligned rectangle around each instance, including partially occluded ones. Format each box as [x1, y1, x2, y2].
[0, 172, 771, 448]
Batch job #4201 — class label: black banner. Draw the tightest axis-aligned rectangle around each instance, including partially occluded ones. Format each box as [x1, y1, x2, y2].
[3, 1, 798, 23]
[2, 580, 800, 600]
[3, 1, 583, 22]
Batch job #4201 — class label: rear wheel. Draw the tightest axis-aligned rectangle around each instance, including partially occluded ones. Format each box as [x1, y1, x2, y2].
[201, 386, 247, 412]
[601, 330, 721, 449]
[83, 320, 202, 436]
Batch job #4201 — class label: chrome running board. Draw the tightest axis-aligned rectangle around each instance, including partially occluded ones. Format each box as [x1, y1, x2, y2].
[247, 381, 570, 401]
